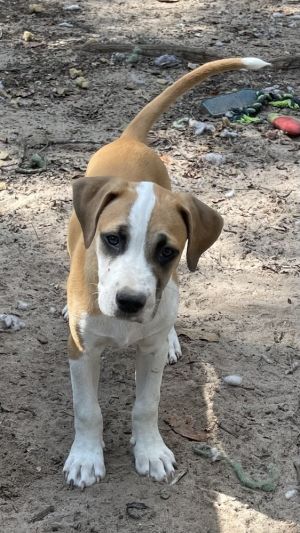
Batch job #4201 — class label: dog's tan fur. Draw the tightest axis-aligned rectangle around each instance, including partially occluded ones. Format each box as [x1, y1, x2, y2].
[67, 59, 257, 355]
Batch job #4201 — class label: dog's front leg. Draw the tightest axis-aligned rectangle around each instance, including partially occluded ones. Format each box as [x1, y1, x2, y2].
[131, 335, 176, 481]
[63, 337, 105, 488]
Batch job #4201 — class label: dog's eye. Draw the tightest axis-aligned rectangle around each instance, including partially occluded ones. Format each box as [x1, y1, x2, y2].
[101, 229, 128, 255]
[105, 234, 120, 247]
[161, 247, 175, 258]
[158, 246, 178, 265]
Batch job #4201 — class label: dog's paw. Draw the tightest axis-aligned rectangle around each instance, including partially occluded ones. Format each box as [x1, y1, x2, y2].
[168, 327, 182, 364]
[132, 435, 176, 481]
[61, 304, 69, 321]
[63, 441, 105, 489]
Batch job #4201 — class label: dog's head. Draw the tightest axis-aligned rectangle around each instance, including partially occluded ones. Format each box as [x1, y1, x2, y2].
[73, 177, 223, 323]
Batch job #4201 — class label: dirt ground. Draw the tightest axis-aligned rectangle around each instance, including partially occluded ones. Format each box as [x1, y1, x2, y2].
[1, 0, 300, 531]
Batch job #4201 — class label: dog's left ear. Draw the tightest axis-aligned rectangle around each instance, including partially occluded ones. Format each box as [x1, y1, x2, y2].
[72, 176, 125, 248]
[178, 193, 224, 271]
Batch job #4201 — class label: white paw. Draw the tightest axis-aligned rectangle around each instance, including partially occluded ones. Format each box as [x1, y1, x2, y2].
[63, 441, 105, 489]
[132, 435, 176, 481]
[168, 327, 182, 364]
[62, 304, 69, 321]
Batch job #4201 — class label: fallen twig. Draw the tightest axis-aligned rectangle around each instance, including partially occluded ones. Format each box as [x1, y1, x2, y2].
[29, 505, 55, 523]
[81, 40, 219, 62]
[169, 469, 188, 486]
[218, 421, 238, 438]
[260, 353, 273, 364]
[294, 459, 300, 485]
[80, 40, 300, 70]
[15, 166, 47, 174]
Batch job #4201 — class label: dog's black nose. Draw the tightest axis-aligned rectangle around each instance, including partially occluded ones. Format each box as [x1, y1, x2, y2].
[116, 289, 147, 314]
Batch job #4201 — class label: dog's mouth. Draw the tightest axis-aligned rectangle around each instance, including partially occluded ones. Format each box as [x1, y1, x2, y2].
[115, 309, 144, 323]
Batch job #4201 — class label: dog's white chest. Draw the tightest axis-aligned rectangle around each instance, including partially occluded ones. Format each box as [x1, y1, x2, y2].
[79, 280, 179, 350]
[81, 314, 147, 348]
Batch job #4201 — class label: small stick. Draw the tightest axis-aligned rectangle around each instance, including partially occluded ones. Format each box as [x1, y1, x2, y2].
[260, 353, 273, 364]
[80, 41, 300, 70]
[293, 459, 300, 485]
[169, 469, 188, 486]
[29, 505, 55, 523]
[218, 421, 238, 438]
[29, 221, 39, 241]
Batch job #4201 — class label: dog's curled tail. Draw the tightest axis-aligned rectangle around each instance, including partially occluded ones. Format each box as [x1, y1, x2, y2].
[121, 57, 270, 143]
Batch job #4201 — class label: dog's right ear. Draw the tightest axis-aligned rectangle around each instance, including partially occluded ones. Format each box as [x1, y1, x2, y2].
[72, 176, 125, 248]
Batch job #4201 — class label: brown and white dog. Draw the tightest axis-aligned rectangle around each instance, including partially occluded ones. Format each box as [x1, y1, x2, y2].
[63, 58, 269, 488]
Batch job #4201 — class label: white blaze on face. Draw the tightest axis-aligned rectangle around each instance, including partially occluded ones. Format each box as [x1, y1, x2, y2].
[96, 182, 157, 320]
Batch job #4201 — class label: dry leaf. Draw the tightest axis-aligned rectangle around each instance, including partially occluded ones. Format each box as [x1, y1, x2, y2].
[164, 414, 208, 442]
[177, 327, 220, 342]
[0, 150, 9, 160]
[160, 154, 172, 165]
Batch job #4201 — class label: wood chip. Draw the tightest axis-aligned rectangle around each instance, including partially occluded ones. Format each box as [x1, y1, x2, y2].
[0, 150, 9, 160]
[164, 414, 208, 442]
[177, 327, 220, 343]
[29, 505, 55, 523]
[169, 469, 188, 486]
[126, 502, 149, 520]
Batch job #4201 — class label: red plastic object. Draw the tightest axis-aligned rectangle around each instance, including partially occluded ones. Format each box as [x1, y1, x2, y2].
[268, 113, 300, 137]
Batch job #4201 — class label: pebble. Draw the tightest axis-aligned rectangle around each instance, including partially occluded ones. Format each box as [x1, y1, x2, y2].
[211, 447, 223, 462]
[23, 31, 34, 42]
[69, 67, 83, 79]
[223, 375, 243, 386]
[285, 488, 298, 500]
[63, 4, 81, 11]
[111, 52, 126, 64]
[129, 72, 146, 86]
[156, 78, 169, 85]
[29, 4, 45, 13]
[224, 189, 235, 199]
[37, 334, 48, 345]
[188, 62, 198, 70]
[220, 128, 238, 139]
[75, 76, 89, 89]
[17, 300, 30, 311]
[202, 152, 226, 166]
[58, 22, 74, 28]
[0, 314, 25, 331]
[189, 119, 215, 135]
[154, 54, 179, 67]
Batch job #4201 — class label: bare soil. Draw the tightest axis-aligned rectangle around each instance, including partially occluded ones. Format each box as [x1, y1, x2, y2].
[0, 1, 299, 532]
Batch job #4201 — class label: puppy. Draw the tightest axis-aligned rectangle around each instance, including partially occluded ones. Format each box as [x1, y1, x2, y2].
[63, 58, 269, 488]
